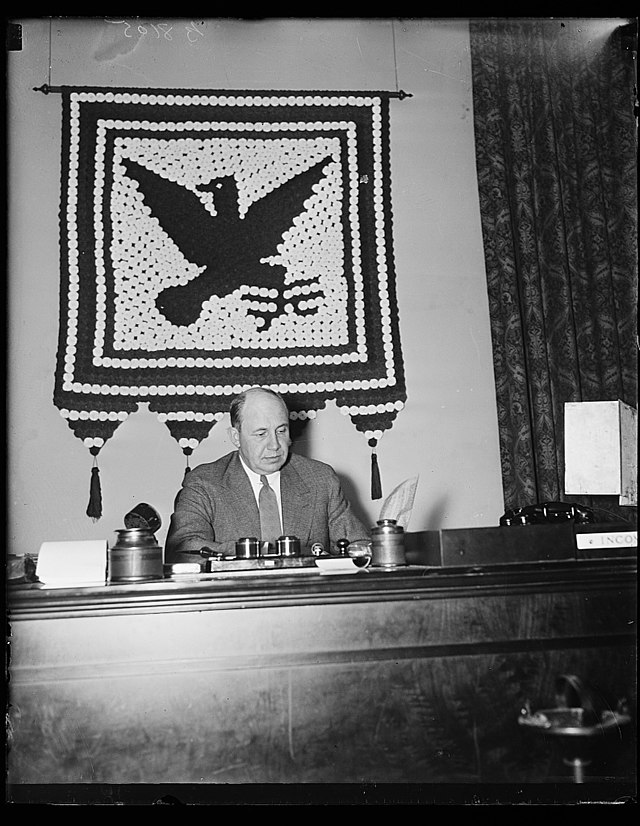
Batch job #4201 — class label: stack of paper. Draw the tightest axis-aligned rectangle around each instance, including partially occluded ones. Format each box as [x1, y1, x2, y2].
[36, 540, 108, 587]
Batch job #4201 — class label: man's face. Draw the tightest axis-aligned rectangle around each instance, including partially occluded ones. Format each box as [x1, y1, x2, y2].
[230, 391, 291, 475]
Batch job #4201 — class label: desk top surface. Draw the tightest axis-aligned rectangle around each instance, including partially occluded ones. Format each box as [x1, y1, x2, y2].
[8, 556, 636, 620]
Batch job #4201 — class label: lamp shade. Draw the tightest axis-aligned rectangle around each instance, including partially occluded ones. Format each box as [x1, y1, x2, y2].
[564, 400, 637, 506]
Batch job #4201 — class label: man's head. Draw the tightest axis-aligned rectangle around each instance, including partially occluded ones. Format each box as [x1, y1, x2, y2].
[229, 387, 292, 475]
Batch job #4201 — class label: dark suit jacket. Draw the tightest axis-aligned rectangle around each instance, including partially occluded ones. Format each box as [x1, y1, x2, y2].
[164, 450, 370, 563]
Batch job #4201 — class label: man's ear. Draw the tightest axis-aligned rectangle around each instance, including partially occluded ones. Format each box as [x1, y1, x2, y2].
[228, 426, 240, 448]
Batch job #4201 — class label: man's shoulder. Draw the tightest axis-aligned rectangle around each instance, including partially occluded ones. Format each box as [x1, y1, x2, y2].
[189, 451, 238, 481]
[287, 452, 336, 478]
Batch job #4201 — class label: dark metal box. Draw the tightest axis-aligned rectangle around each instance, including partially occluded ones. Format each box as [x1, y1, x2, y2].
[404, 523, 578, 567]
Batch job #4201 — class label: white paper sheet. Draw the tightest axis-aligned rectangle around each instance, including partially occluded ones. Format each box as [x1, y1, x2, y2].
[314, 557, 368, 574]
[36, 540, 108, 586]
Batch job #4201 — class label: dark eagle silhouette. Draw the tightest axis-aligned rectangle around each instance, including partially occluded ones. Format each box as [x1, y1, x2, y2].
[122, 157, 330, 327]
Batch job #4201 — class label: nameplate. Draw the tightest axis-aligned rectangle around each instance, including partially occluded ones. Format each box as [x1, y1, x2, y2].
[575, 530, 637, 550]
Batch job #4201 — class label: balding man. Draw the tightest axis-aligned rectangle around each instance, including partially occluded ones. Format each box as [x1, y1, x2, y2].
[164, 387, 370, 563]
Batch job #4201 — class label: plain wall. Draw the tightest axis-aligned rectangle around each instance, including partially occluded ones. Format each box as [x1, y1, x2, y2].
[7, 17, 504, 554]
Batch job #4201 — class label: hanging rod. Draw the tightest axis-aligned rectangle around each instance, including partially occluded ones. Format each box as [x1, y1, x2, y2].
[33, 83, 412, 99]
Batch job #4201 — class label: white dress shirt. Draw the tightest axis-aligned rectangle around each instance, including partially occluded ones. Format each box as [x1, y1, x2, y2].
[238, 455, 284, 525]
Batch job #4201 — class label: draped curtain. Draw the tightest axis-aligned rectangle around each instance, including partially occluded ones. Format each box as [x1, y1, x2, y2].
[469, 19, 637, 522]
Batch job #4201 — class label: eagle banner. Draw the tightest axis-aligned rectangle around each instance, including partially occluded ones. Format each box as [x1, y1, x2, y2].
[53, 87, 407, 510]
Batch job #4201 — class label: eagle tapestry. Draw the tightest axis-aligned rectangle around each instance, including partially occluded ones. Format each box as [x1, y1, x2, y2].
[53, 87, 407, 511]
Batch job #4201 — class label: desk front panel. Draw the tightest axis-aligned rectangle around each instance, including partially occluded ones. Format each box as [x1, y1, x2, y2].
[7, 562, 637, 785]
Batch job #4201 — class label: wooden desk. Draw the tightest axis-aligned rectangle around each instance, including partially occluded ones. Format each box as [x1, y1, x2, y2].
[6, 557, 637, 797]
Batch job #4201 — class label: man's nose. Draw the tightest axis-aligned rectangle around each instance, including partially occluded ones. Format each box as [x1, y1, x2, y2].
[266, 431, 279, 449]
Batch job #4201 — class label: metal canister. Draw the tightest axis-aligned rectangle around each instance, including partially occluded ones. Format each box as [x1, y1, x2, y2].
[276, 535, 301, 557]
[370, 519, 406, 568]
[108, 528, 163, 583]
[235, 537, 260, 559]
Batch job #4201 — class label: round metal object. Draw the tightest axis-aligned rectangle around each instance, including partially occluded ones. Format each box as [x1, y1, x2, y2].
[108, 528, 163, 583]
[235, 537, 260, 559]
[276, 535, 301, 557]
[370, 519, 406, 568]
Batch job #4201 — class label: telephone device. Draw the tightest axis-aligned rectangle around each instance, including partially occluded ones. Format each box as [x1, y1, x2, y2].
[500, 501, 595, 527]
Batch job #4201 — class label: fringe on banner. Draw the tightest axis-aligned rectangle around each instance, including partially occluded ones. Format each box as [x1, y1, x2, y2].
[183, 446, 192, 483]
[369, 438, 382, 500]
[86, 447, 102, 520]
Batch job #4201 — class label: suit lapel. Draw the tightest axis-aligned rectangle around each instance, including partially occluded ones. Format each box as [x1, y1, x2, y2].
[280, 459, 313, 541]
[222, 453, 261, 537]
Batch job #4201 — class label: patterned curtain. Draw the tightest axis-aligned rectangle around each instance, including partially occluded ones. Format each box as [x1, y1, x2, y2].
[470, 19, 637, 522]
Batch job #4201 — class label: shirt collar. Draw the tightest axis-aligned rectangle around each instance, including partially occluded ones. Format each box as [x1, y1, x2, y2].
[238, 453, 281, 486]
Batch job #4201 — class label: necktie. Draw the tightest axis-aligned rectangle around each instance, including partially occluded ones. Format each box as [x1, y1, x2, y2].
[259, 474, 282, 545]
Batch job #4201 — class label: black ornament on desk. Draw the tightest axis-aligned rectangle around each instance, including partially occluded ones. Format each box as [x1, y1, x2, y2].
[124, 503, 162, 533]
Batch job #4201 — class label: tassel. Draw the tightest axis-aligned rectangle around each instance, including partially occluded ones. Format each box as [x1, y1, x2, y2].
[182, 446, 192, 483]
[86, 448, 102, 520]
[369, 438, 382, 500]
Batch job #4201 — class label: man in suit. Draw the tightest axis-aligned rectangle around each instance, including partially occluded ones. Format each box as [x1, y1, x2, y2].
[164, 386, 370, 563]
